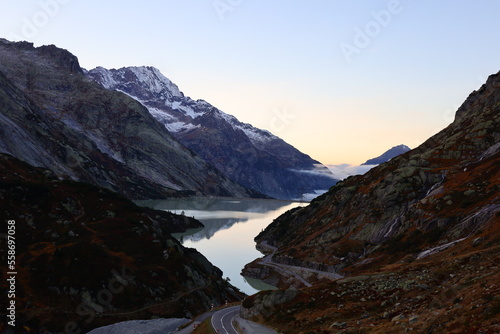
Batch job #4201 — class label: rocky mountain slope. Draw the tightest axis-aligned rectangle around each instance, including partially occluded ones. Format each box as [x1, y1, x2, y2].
[241, 72, 500, 333]
[0, 39, 262, 199]
[0, 153, 244, 333]
[86, 66, 337, 199]
[362, 144, 411, 165]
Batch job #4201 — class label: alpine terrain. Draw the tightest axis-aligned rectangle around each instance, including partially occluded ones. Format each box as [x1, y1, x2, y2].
[0, 39, 262, 200]
[241, 72, 499, 333]
[0, 39, 254, 332]
[86, 66, 337, 199]
[0, 153, 244, 333]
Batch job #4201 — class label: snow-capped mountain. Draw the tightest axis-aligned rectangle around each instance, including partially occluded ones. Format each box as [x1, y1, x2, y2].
[0, 40, 262, 199]
[87, 66, 337, 199]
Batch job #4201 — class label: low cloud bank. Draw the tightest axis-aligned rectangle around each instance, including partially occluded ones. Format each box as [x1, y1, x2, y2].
[289, 164, 338, 179]
[327, 164, 378, 181]
[290, 164, 376, 202]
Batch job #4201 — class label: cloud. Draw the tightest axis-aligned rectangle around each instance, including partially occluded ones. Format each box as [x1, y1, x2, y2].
[326, 164, 377, 181]
[288, 164, 338, 180]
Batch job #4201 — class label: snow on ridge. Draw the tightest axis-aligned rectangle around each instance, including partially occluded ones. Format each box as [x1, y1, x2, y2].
[235, 123, 275, 144]
[216, 109, 276, 144]
[91, 66, 118, 89]
[88, 66, 280, 142]
[164, 100, 204, 119]
[126, 66, 183, 98]
[146, 106, 200, 133]
[89, 66, 184, 99]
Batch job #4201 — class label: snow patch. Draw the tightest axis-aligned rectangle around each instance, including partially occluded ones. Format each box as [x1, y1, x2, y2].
[416, 238, 466, 260]
[167, 101, 204, 119]
[91, 66, 118, 89]
[166, 121, 200, 133]
[217, 110, 276, 144]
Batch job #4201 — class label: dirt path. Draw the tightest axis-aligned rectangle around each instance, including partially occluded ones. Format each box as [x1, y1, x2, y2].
[257, 241, 343, 287]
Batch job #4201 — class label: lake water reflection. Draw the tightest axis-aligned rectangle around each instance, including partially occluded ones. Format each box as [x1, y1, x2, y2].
[136, 198, 302, 294]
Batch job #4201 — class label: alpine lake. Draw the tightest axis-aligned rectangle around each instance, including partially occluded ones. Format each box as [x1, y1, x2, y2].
[135, 198, 303, 295]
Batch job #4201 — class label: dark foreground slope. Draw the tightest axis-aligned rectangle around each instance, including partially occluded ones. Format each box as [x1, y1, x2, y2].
[0, 39, 261, 199]
[0, 154, 244, 333]
[241, 72, 499, 333]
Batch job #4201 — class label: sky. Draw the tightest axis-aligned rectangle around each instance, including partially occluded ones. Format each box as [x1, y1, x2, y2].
[1, 0, 499, 165]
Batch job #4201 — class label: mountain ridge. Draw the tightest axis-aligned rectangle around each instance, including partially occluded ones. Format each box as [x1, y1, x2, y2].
[87, 66, 338, 199]
[0, 39, 262, 199]
[361, 144, 411, 165]
[240, 71, 500, 333]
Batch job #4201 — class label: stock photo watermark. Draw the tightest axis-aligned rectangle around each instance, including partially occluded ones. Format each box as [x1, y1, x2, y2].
[6, 220, 17, 328]
[339, 0, 405, 63]
[61, 267, 135, 334]
[269, 106, 296, 133]
[8, 0, 72, 41]
[213, 0, 244, 21]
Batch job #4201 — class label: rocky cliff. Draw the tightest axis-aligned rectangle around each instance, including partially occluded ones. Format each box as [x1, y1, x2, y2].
[0, 39, 262, 199]
[0, 153, 244, 333]
[241, 72, 499, 333]
[86, 66, 337, 199]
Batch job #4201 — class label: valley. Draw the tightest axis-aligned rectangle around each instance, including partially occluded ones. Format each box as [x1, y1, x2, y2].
[0, 36, 498, 334]
[239, 71, 500, 333]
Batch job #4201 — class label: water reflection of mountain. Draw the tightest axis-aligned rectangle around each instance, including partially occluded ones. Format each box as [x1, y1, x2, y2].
[136, 198, 298, 243]
[176, 217, 250, 242]
[137, 198, 296, 213]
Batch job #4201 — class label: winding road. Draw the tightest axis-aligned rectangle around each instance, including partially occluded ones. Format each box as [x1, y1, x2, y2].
[211, 306, 240, 334]
[258, 241, 343, 287]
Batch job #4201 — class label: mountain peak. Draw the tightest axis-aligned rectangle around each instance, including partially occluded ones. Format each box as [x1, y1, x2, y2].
[88, 66, 184, 100]
[87, 66, 337, 199]
[0, 39, 82, 74]
[361, 144, 411, 165]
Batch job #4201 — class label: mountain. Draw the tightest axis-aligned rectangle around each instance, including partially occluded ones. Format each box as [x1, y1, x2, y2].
[241, 72, 500, 332]
[86, 66, 337, 200]
[0, 153, 244, 333]
[0, 39, 262, 199]
[362, 144, 411, 165]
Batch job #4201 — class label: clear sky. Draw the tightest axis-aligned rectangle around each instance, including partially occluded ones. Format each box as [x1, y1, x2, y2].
[1, 1, 499, 165]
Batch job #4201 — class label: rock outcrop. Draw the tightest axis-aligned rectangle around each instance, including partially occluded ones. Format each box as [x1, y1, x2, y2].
[240, 289, 300, 320]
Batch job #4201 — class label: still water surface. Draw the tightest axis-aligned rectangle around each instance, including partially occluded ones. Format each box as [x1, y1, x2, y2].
[137, 198, 302, 295]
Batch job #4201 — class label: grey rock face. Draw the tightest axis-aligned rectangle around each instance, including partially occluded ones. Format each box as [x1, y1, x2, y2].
[0, 39, 261, 199]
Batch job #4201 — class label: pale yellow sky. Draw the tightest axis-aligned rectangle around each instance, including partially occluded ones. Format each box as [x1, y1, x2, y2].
[171, 73, 465, 166]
